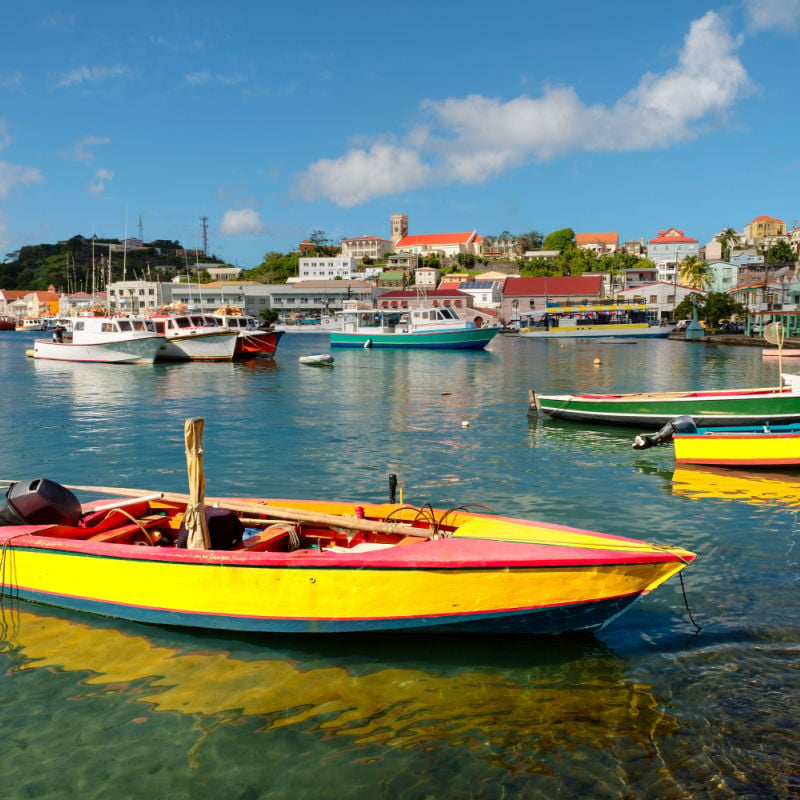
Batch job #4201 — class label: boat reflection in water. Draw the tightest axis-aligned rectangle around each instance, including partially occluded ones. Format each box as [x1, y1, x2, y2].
[0, 605, 684, 773]
[671, 465, 800, 507]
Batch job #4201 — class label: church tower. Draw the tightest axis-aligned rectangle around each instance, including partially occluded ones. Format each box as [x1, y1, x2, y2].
[391, 214, 408, 246]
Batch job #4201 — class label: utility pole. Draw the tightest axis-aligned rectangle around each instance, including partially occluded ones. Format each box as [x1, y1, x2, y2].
[200, 216, 208, 257]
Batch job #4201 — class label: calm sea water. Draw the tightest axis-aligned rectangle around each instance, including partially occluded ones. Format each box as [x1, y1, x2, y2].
[1, 330, 798, 799]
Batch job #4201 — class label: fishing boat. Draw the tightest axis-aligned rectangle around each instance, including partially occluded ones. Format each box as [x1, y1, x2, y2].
[29, 316, 166, 364]
[209, 308, 283, 358]
[518, 301, 673, 340]
[529, 376, 800, 427]
[15, 317, 48, 331]
[0, 419, 694, 637]
[330, 301, 500, 350]
[633, 415, 800, 467]
[149, 312, 238, 361]
[0, 315, 16, 331]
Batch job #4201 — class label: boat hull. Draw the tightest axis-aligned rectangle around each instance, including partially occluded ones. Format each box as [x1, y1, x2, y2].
[156, 331, 238, 361]
[31, 336, 165, 364]
[233, 329, 283, 358]
[531, 388, 800, 426]
[0, 498, 693, 636]
[519, 324, 672, 340]
[330, 328, 499, 350]
[674, 426, 800, 467]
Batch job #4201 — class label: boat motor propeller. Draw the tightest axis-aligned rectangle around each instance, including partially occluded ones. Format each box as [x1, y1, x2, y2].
[632, 416, 697, 449]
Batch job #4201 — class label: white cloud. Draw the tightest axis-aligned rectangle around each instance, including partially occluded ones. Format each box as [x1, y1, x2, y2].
[54, 64, 129, 89]
[744, 0, 800, 31]
[88, 167, 113, 196]
[293, 143, 432, 207]
[294, 11, 752, 206]
[61, 135, 110, 162]
[0, 161, 44, 198]
[219, 208, 264, 236]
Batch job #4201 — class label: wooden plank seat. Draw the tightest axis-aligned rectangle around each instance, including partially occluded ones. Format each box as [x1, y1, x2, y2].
[86, 514, 167, 545]
[237, 526, 293, 552]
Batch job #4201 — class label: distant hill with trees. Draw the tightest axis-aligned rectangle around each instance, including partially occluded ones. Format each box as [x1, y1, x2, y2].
[1, 235, 226, 292]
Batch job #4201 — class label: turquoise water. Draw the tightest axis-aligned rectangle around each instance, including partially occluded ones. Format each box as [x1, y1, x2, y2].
[1, 331, 798, 798]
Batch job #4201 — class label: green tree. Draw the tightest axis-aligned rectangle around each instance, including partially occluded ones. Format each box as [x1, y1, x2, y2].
[673, 291, 747, 327]
[767, 240, 797, 264]
[715, 227, 738, 261]
[542, 228, 575, 253]
[678, 255, 713, 290]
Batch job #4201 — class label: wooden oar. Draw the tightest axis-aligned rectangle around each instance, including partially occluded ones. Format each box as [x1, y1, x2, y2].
[61, 483, 435, 539]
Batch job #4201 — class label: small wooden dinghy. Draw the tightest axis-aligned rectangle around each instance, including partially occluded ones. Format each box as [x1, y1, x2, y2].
[299, 353, 334, 366]
[0, 420, 695, 636]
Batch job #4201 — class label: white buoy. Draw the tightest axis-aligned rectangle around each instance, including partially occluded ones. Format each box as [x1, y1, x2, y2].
[461, 420, 470, 427]
[593, 358, 602, 365]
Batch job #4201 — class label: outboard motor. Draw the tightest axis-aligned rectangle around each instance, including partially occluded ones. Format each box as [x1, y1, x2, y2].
[633, 416, 697, 449]
[0, 478, 82, 526]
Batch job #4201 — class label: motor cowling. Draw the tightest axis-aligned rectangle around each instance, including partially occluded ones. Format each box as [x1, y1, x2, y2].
[0, 478, 82, 526]
[633, 416, 697, 449]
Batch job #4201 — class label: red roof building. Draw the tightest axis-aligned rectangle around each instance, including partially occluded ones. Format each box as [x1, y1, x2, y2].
[501, 276, 604, 326]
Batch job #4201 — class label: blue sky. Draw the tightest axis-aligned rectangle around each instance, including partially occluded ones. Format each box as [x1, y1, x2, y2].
[1, 0, 799, 268]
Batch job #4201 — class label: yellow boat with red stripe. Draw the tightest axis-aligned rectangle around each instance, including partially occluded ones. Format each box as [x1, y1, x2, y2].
[0, 480, 695, 636]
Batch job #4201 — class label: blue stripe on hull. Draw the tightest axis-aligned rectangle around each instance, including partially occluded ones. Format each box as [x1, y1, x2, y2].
[8, 586, 641, 636]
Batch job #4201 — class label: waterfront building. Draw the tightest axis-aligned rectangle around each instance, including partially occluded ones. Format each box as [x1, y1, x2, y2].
[500, 275, 604, 328]
[617, 282, 702, 321]
[441, 279, 502, 311]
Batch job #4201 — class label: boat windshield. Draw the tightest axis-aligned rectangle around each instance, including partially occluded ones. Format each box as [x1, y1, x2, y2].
[116, 320, 133, 332]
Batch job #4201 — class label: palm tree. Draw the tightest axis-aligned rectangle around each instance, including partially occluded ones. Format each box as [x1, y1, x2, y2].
[678, 255, 713, 290]
[715, 227, 738, 261]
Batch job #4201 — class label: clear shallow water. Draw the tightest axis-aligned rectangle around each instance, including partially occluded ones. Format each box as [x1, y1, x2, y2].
[1, 331, 798, 799]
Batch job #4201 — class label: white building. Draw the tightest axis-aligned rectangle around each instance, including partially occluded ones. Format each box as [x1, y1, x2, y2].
[341, 236, 393, 261]
[647, 228, 700, 284]
[299, 256, 358, 280]
[618, 281, 703, 320]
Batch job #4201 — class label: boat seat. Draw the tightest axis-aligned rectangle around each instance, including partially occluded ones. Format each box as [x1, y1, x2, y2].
[238, 527, 292, 552]
[86, 515, 166, 545]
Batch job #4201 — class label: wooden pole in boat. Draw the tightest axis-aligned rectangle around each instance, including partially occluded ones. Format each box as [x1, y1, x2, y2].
[183, 417, 211, 549]
[59, 483, 435, 539]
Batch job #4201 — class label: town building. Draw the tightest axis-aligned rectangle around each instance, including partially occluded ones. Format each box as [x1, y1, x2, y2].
[647, 228, 700, 284]
[500, 275, 604, 327]
[744, 215, 786, 244]
[617, 282, 702, 321]
[341, 236, 393, 262]
[575, 232, 618, 254]
[394, 231, 483, 260]
[299, 256, 358, 281]
[441, 279, 502, 310]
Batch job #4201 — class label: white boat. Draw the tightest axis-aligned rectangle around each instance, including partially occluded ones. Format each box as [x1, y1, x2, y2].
[31, 316, 166, 364]
[518, 302, 673, 339]
[330, 301, 500, 350]
[15, 317, 48, 331]
[303, 353, 334, 365]
[149, 313, 238, 361]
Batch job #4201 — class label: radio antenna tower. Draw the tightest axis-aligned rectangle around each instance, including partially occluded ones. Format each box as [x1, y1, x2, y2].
[200, 216, 208, 256]
[138, 215, 144, 243]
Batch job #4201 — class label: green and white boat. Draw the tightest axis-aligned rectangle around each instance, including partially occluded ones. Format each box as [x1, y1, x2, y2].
[529, 375, 800, 427]
[330, 301, 500, 350]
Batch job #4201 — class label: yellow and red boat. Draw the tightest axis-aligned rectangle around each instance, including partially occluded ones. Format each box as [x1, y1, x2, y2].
[0, 477, 695, 636]
[634, 415, 800, 467]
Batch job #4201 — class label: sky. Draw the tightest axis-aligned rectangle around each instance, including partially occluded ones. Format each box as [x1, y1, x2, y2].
[1, 0, 799, 269]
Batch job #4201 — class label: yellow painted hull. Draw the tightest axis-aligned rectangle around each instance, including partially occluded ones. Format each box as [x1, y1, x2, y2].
[674, 432, 800, 466]
[0, 496, 695, 635]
